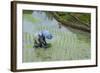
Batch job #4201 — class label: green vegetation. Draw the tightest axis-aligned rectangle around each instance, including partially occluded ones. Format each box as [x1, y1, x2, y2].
[23, 10, 91, 32]
[78, 13, 91, 25]
[23, 27, 90, 62]
[49, 12, 91, 32]
[23, 10, 40, 23]
[23, 10, 33, 14]
[22, 10, 90, 62]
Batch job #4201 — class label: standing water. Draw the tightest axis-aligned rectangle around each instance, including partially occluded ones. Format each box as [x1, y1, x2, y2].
[22, 11, 90, 62]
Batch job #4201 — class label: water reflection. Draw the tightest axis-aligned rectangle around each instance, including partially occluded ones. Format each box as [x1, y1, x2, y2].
[22, 11, 90, 62]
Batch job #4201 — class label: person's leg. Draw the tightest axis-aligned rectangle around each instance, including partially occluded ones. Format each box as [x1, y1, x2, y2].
[38, 37, 47, 48]
[38, 37, 43, 48]
[34, 40, 39, 48]
[42, 34, 47, 45]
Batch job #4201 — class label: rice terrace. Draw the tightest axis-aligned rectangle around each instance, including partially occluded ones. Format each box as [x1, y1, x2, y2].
[22, 10, 91, 62]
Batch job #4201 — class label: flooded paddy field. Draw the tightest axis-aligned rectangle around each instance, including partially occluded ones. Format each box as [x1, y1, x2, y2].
[22, 11, 91, 62]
